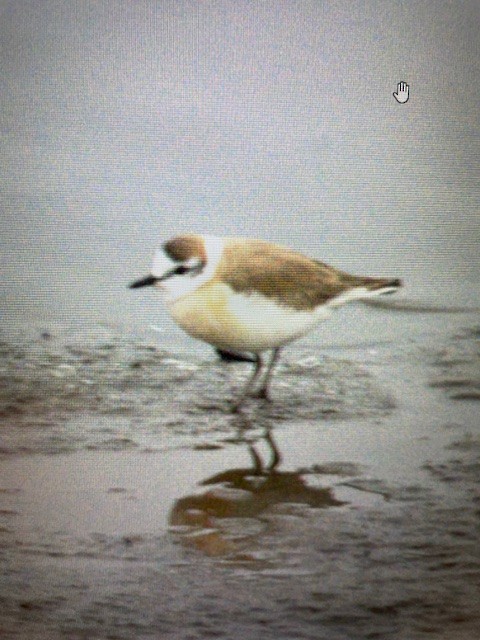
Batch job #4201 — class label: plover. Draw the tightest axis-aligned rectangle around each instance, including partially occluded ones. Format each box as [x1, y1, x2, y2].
[129, 235, 402, 410]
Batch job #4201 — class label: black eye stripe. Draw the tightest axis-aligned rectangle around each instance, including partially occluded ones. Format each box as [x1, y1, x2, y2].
[159, 264, 191, 281]
[174, 265, 189, 275]
[161, 261, 205, 281]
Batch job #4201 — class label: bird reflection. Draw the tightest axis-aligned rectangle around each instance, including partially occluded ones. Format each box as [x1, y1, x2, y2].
[169, 428, 343, 557]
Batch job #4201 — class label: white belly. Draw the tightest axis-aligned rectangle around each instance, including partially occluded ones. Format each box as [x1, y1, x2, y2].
[168, 284, 335, 352]
[224, 290, 332, 351]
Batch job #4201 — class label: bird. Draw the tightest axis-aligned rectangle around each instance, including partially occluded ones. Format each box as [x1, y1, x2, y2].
[129, 234, 402, 411]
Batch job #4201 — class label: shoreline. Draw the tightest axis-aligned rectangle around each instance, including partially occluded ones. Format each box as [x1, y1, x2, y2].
[1, 319, 479, 639]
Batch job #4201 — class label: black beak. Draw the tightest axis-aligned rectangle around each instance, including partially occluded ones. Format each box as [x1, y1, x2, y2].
[128, 275, 158, 289]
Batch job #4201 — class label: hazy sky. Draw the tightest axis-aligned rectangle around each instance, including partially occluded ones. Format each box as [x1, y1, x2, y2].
[1, 0, 479, 324]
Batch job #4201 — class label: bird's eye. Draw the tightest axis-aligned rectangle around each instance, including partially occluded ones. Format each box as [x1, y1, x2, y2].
[174, 265, 189, 275]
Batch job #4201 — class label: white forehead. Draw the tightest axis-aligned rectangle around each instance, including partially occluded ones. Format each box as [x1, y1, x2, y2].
[151, 249, 174, 278]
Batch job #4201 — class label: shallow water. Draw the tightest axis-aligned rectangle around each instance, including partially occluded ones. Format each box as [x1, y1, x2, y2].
[1, 310, 479, 639]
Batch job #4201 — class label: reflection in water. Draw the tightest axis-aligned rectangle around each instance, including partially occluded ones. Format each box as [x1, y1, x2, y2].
[169, 429, 343, 558]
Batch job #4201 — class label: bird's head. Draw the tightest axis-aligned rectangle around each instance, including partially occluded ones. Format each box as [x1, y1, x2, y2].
[129, 234, 220, 303]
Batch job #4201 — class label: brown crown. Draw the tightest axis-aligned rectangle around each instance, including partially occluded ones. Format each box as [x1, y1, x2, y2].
[163, 235, 207, 263]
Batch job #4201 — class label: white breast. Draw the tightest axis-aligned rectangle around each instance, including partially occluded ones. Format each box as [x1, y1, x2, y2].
[223, 290, 332, 351]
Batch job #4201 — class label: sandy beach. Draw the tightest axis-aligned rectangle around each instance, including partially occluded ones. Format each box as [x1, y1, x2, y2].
[1, 308, 479, 639]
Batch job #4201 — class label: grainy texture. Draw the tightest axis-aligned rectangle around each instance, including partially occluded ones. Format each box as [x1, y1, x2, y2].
[217, 238, 400, 309]
[0, 322, 479, 640]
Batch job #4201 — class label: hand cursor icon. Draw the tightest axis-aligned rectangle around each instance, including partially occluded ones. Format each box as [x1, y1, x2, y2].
[393, 81, 409, 104]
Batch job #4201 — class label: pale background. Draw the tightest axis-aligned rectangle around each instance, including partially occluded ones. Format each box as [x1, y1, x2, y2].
[1, 0, 479, 336]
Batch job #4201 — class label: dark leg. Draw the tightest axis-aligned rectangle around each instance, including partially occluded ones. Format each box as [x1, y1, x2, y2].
[231, 354, 263, 412]
[248, 443, 264, 474]
[248, 430, 281, 473]
[264, 429, 281, 471]
[252, 347, 282, 400]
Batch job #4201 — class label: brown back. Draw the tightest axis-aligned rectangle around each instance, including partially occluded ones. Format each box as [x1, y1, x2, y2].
[216, 239, 397, 311]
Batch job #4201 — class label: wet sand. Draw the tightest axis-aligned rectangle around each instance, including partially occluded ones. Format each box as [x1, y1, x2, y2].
[1, 316, 479, 639]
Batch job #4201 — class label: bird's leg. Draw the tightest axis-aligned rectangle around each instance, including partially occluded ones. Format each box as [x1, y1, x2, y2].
[248, 443, 264, 474]
[252, 348, 282, 400]
[230, 354, 263, 412]
[264, 428, 281, 471]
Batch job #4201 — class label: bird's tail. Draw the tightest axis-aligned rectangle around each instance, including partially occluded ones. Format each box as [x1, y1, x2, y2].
[359, 277, 403, 296]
